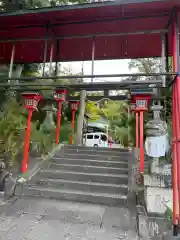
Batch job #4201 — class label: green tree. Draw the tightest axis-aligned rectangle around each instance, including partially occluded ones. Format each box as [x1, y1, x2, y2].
[85, 101, 101, 121]
[100, 101, 130, 146]
[100, 101, 128, 127]
[129, 58, 161, 78]
[129, 57, 172, 121]
[0, 0, 88, 12]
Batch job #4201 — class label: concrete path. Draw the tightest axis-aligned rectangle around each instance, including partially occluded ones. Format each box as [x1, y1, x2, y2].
[0, 197, 138, 240]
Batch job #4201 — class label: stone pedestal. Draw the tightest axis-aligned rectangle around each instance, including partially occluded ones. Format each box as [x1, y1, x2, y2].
[145, 186, 172, 215]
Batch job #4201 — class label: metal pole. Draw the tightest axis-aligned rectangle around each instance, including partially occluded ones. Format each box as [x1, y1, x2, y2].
[22, 109, 33, 174]
[165, 33, 169, 81]
[0, 80, 164, 87]
[0, 73, 173, 81]
[161, 34, 166, 87]
[91, 37, 95, 83]
[54, 40, 60, 78]
[42, 40, 48, 77]
[55, 101, 63, 145]
[49, 43, 54, 76]
[54, 62, 58, 77]
[8, 43, 15, 79]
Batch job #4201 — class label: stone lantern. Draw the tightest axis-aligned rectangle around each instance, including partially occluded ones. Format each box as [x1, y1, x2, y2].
[40, 104, 56, 133]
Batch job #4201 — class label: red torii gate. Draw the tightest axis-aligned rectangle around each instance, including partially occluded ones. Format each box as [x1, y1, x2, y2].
[0, 0, 180, 235]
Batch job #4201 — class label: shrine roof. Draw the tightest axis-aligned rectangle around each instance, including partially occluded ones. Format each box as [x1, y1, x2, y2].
[0, 0, 179, 63]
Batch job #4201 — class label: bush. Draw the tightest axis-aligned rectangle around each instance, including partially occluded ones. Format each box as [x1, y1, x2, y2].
[0, 97, 26, 168]
[59, 123, 72, 143]
[0, 94, 75, 169]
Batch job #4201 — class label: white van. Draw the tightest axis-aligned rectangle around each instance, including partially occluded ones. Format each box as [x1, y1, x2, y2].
[83, 132, 108, 148]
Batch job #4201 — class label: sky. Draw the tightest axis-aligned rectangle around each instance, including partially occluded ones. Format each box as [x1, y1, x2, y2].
[60, 59, 135, 83]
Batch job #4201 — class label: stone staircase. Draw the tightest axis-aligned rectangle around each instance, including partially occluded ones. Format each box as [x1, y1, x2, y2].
[16, 145, 131, 206]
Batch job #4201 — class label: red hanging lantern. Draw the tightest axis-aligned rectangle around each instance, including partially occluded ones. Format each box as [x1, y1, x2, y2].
[133, 94, 151, 112]
[54, 89, 67, 102]
[21, 92, 42, 174]
[136, 99, 148, 111]
[54, 89, 67, 144]
[22, 92, 42, 111]
[132, 94, 151, 183]
[70, 101, 80, 111]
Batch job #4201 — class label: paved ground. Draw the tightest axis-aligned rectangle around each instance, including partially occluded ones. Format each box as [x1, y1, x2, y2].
[0, 197, 138, 240]
[110, 144, 121, 149]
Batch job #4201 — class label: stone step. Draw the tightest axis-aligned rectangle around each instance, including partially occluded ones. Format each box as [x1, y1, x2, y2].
[37, 170, 128, 185]
[18, 186, 127, 206]
[54, 153, 130, 161]
[51, 157, 128, 168]
[27, 178, 128, 195]
[63, 145, 129, 153]
[61, 148, 131, 157]
[49, 163, 128, 175]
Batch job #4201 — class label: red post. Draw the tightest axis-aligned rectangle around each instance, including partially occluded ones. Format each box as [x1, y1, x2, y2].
[21, 92, 42, 174]
[172, 85, 179, 231]
[135, 111, 140, 184]
[172, 14, 180, 234]
[139, 110, 144, 174]
[54, 89, 67, 144]
[134, 96, 150, 185]
[55, 101, 63, 144]
[136, 112, 139, 148]
[22, 109, 33, 174]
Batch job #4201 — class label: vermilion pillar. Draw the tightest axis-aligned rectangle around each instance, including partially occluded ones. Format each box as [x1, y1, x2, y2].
[54, 89, 67, 144]
[139, 110, 145, 173]
[21, 92, 42, 174]
[133, 96, 150, 180]
[172, 13, 180, 235]
[172, 84, 179, 234]
[69, 101, 80, 144]
[136, 112, 139, 149]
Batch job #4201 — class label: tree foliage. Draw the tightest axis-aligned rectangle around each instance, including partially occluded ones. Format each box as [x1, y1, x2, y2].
[85, 101, 101, 121]
[100, 101, 127, 127]
[129, 57, 172, 120]
[0, 96, 26, 167]
[0, 0, 89, 12]
[99, 101, 131, 146]
[129, 58, 161, 75]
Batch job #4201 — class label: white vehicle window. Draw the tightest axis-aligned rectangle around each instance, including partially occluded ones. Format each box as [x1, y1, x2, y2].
[87, 135, 93, 139]
[101, 134, 107, 142]
[94, 135, 99, 139]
